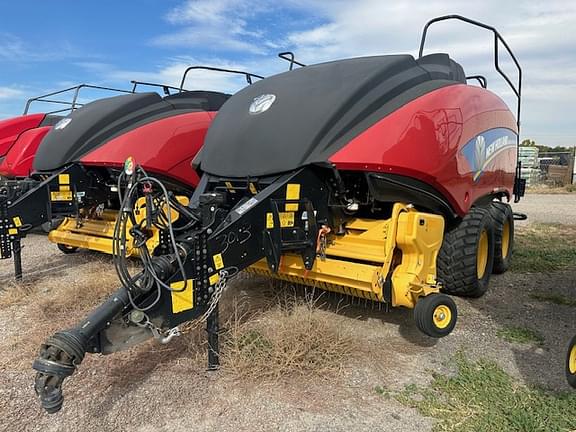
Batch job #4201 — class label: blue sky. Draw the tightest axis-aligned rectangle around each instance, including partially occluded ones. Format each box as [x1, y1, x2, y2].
[1, 0, 574, 146]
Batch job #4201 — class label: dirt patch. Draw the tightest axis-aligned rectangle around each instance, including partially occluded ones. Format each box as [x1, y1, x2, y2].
[0, 224, 575, 432]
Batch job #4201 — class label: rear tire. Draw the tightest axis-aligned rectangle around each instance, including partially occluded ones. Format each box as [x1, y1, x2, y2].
[57, 244, 78, 254]
[567, 335, 576, 388]
[438, 206, 495, 298]
[414, 293, 457, 338]
[489, 202, 514, 274]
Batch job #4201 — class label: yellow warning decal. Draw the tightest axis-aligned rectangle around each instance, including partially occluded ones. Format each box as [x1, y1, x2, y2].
[286, 183, 300, 211]
[8, 228, 18, 235]
[12, 217, 22, 227]
[58, 174, 70, 185]
[213, 253, 224, 270]
[59, 185, 70, 191]
[170, 279, 194, 314]
[249, 182, 257, 195]
[225, 181, 236, 193]
[209, 274, 220, 285]
[51, 191, 73, 201]
[266, 212, 295, 229]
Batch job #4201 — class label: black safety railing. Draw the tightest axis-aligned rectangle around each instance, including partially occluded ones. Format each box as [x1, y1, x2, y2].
[23, 84, 132, 115]
[418, 14, 524, 202]
[278, 52, 307, 70]
[130, 81, 182, 95]
[418, 15, 522, 134]
[178, 66, 264, 92]
[466, 75, 488, 88]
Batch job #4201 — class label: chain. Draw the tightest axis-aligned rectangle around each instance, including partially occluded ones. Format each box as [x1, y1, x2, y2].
[177, 268, 229, 334]
[134, 269, 229, 339]
[316, 225, 331, 261]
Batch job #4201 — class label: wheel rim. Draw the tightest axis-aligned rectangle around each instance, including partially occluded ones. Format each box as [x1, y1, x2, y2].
[433, 305, 452, 329]
[501, 220, 511, 258]
[477, 229, 489, 279]
[570, 344, 576, 375]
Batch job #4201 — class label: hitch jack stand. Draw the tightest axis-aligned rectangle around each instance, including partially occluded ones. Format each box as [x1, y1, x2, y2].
[13, 238, 22, 280]
[206, 304, 220, 370]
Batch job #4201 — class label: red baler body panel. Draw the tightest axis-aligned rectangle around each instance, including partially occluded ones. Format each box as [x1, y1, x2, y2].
[0, 114, 45, 158]
[80, 111, 213, 187]
[0, 126, 51, 177]
[330, 84, 518, 216]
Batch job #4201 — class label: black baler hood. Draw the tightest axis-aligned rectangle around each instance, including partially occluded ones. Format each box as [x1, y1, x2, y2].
[34, 91, 230, 172]
[198, 53, 465, 177]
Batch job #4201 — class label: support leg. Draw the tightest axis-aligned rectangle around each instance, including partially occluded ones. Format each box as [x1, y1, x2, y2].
[13, 238, 22, 280]
[206, 304, 220, 370]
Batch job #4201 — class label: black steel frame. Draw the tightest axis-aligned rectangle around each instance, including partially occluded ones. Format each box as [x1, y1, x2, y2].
[418, 14, 522, 135]
[23, 84, 132, 115]
[418, 14, 524, 201]
[178, 66, 264, 92]
[466, 75, 488, 88]
[278, 52, 307, 70]
[130, 80, 182, 95]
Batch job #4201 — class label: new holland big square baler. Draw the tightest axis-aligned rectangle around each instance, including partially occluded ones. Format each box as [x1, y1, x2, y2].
[28, 15, 530, 412]
[0, 67, 264, 279]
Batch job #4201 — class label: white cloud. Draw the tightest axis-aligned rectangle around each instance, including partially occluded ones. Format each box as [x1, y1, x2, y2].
[0, 33, 80, 63]
[76, 56, 272, 95]
[153, 0, 274, 54]
[279, 0, 576, 145]
[0, 87, 24, 99]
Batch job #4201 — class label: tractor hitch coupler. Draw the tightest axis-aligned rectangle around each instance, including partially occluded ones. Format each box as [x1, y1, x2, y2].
[32, 286, 131, 413]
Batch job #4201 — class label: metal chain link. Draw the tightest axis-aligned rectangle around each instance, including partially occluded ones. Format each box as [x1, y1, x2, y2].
[178, 268, 229, 334]
[135, 269, 229, 339]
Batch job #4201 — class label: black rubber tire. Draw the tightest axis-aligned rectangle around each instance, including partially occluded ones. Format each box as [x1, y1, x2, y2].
[414, 293, 458, 338]
[437, 206, 495, 298]
[567, 335, 576, 389]
[57, 244, 78, 254]
[489, 202, 514, 274]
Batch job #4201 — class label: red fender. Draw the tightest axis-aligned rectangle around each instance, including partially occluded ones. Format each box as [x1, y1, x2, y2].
[330, 84, 518, 216]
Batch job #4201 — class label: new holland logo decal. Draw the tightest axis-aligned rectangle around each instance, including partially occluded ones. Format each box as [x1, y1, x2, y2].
[461, 128, 517, 182]
[249, 94, 276, 115]
[54, 118, 72, 130]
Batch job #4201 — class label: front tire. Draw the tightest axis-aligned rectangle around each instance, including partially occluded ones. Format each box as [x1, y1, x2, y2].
[414, 293, 458, 338]
[489, 202, 514, 274]
[57, 244, 78, 254]
[567, 335, 576, 388]
[438, 206, 495, 298]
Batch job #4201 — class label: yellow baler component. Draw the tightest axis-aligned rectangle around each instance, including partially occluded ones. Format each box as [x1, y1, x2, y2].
[248, 203, 445, 309]
[48, 217, 126, 255]
[48, 196, 189, 257]
[391, 209, 445, 308]
[249, 255, 385, 301]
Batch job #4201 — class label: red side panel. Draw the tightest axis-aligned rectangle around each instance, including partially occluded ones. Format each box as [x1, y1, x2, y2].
[0, 126, 51, 178]
[81, 111, 213, 187]
[329, 84, 518, 216]
[0, 114, 46, 158]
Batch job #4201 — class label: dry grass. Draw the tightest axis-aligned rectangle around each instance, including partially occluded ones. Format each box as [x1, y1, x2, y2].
[513, 223, 576, 272]
[220, 288, 356, 380]
[0, 258, 119, 369]
[527, 184, 576, 194]
[1, 266, 357, 382]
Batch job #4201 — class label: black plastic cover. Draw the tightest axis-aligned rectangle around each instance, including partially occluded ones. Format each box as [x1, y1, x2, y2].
[198, 54, 465, 177]
[34, 91, 230, 172]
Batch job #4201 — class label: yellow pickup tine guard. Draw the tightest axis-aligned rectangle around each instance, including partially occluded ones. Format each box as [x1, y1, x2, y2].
[250, 203, 445, 309]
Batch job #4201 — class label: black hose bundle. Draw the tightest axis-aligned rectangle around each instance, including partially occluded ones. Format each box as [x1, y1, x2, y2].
[112, 166, 195, 311]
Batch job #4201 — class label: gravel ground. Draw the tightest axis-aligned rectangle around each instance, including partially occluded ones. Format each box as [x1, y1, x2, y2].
[513, 193, 576, 225]
[0, 194, 575, 432]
